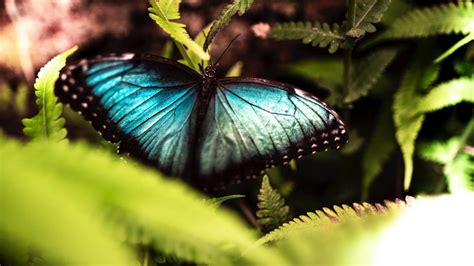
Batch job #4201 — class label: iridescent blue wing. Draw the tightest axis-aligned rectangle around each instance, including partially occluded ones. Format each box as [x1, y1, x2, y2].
[55, 54, 201, 179]
[197, 78, 348, 186]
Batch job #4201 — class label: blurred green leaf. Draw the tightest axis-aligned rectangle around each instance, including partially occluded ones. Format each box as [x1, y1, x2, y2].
[0, 139, 283, 265]
[416, 78, 474, 113]
[226, 61, 244, 77]
[362, 103, 396, 200]
[22, 46, 77, 142]
[345, 47, 398, 103]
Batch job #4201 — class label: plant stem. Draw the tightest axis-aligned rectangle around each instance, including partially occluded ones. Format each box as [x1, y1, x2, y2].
[175, 41, 200, 73]
[343, 0, 357, 101]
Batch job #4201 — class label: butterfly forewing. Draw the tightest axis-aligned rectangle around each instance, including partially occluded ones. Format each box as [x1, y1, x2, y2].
[55, 54, 201, 179]
[196, 78, 348, 186]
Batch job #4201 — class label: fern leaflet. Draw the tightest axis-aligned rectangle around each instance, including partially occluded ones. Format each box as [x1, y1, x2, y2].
[22, 46, 77, 142]
[148, 0, 209, 63]
[393, 45, 440, 190]
[416, 78, 474, 113]
[256, 176, 290, 233]
[346, 0, 391, 38]
[256, 197, 410, 246]
[269, 21, 346, 53]
[204, 0, 254, 51]
[377, 1, 474, 40]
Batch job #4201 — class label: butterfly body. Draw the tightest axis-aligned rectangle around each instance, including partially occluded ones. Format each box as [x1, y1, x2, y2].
[56, 53, 348, 188]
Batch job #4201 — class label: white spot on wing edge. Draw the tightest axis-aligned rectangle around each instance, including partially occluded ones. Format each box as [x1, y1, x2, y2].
[119, 53, 135, 60]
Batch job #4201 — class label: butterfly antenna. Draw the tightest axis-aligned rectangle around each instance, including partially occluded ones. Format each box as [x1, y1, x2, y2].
[214, 34, 240, 65]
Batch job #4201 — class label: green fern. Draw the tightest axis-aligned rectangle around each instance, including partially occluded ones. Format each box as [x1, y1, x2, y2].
[345, 47, 398, 103]
[362, 103, 396, 200]
[148, 0, 209, 69]
[393, 45, 440, 190]
[346, 0, 391, 38]
[269, 21, 346, 53]
[377, 1, 474, 40]
[22, 46, 77, 142]
[416, 78, 474, 113]
[1, 139, 283, 265]
[204, 0, 254, 51]
[435, 33, 474, 63]
[256, 197, 409, 246]
[256, 176, 290, 232]
[225, 61, 244, 77]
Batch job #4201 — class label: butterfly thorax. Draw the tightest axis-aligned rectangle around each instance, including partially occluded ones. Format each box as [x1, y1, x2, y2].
[197, 65, 218, 121]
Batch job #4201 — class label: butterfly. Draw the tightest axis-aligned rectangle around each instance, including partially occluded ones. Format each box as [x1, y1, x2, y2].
[55, 53, 348, 189]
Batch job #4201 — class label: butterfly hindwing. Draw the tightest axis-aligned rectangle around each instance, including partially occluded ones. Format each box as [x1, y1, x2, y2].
[55, 54, 201, 178]
[197, 78, 348, 185]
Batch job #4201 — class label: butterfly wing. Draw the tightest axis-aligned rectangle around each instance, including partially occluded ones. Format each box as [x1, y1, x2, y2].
[197, 77, 348, 186]
[55, 54, 201, 178]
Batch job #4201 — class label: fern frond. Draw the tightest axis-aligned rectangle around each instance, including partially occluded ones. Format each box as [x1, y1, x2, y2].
[378, 1, 474, 40]
[269, 21, 346, 53]
[362, 103, 396, 200]
[345, 47, 398, 103]
[346, 0, 391, 38]
[148, 0, 209, 61]
[256, 176, 290, 232]
[416, 78, 474, 113]
[204, 0, 254, 51]
[393, 46, 440, 190]
[256, 197, 409, 246]
[22, 46, 77, 142]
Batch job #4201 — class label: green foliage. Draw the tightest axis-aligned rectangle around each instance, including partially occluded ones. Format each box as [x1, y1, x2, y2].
[346, 0, 391, 38]
[21, 47, 77, 142]
[362, 103, 396, 200]
[207, 194, 246, 208]
[160, 40, 174, 58]
[256, 197, 408, 246]
[256, 176, 290, 232]
[393, 45, 440, 190]
[376, 1, 474, 41]
[204, 0, 254, 51]
[269, 21, 346, 53]
[148, 0, 209, 70]
[0, 139, 283, 265]
[285, 58, 343, 93]
[345, 47, 398, 103]
[0, 82, 28, 116]
[416, 78, 474, 113]
[226, 61, 244, 77]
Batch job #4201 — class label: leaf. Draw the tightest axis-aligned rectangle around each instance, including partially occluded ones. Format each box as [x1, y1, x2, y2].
[416, 78, 474, 113]
[345, 47, 398, 103]
[204, 0, 254, 51]
[160, 40, 174, 58]
[256, 176, 290, 233]
[225, 61, 244, 77]
[346, 0, 391, 38]
[362, 103, 396, 200]
[148, 0, 209, 61]
[256, 197, 409, 246]
[375, 1, 474, 41]
[269, 21, 346, 53]
[22, 46, 77, 142]
[1, 139, 283, 265]
[393, 44, 440, 190]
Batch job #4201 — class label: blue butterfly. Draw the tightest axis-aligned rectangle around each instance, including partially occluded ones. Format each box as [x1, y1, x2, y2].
[55, 53, 348, 188]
